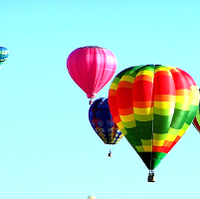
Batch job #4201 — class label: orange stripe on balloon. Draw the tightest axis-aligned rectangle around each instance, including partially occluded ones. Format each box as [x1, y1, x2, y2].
[174, 136, 181, 142]
[163, 140, 172, 147]
[108, 90, 117, 96]
[134, 75, 153, 83]
[118, 108, 133, 115]
[176, 89, 191, 96]
[154, 71, 172, 77]
[118, 81, 133, 89]
[153, 95, 176, 101]
[165, 136, 181, 153]
[132, 101, 153, 108]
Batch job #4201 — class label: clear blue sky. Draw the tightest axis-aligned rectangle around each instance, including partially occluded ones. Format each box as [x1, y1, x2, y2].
[1, 0, 200, 198]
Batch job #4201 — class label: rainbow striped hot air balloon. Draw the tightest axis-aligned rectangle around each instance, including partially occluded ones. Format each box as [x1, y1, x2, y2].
[108, 64, 199, 182]
[0, 46, 9, 67]
[192, 89, 200, 132]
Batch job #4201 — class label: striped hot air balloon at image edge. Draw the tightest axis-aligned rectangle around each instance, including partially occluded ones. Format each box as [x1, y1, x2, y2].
[108, 64, 199, 182]
[0, 46, 9, 66]
[192, 89, 200, 132]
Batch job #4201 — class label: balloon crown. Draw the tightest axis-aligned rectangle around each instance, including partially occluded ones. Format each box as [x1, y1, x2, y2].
[77, 46, 105, 49]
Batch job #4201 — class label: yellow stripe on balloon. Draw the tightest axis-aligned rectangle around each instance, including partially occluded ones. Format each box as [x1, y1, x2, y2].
[178, 129, 185, 137]
[165, 133, 177, 141]
[116, 121, 127, 135]
[179, 123, 190, 135]
[109, 82, 118, 90]
[176, 95, 191, 103]
[136, 70, 154, 78]
[190, 85, 199, 93]
[120, 75, 135, 83]
[143, 145, 152, 152]
[155, 67, 172, 76]
[134, 107, 153, 115]
[154, 101, 175, 109]
[120, 114, 135, 122]
[190, 86, 199, 105]
[153, 139, 165, 146]
[191, 96, 199, 105]
[166, 66, 176, 70]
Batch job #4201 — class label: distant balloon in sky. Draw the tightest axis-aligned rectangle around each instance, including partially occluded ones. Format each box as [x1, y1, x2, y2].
[87, 195, 96, 199]
[89, 97, 123, 145]
[0, 46, 9, 66]
[192, 89, 200, 133]
[108, 64, 199, 182]
[67, 46, 117, 104]
[89, 98, 123, 157]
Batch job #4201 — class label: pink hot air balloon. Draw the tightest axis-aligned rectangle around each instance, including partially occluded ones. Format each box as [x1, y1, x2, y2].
[67, 46, 117, 104]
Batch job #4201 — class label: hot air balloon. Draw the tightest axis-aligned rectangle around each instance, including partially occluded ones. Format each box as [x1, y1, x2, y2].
[89, 98, 123, 157]
[192, 89, 200, 132]
[0, 46, 9, 67]
[87, 195, 96, 199]
[67, 46, 117, 104]
[108, 64, 199, 182]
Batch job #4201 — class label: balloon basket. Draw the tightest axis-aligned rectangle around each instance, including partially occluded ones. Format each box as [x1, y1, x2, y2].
[108, 149, 112, 157]
[148, 170, 155, 182]
[89, 99, 93, 105]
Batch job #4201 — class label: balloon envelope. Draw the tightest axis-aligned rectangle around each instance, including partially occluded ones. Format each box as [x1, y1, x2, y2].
[67, 46, 117, 99]
[108, 64, 199, 170]
[0, 46, 9, 65]
[192, 89, 200, 132]
[89, 98, 123, 144]
[87, 195, 96, 199]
